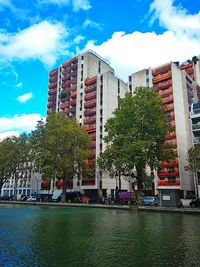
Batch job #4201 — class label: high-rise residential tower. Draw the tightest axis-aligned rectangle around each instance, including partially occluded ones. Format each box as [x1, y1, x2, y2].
[46, 50, 129, 198]
[129, 62, 195, 206]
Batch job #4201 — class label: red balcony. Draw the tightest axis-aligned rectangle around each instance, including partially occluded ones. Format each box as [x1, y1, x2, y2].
[157, 180, 180, 186]
[70, 84, 77, 91]
[62, 80, 71, 88]
[165, 140, 177, 147]
[48, 82, 57, 89]
[179, 63, 193, 70]
[47, 103, 54, 108]
[85, 84, 97, 93]
[85, 160, 96, 166]
[49, 75, 58, 83]
[159, 87, 173, 97]
[89, 133, 96, 140]
[85, 76, 97, 86]
[152, 64, 171, 75]
[84, 109, 96, 116]
[82, 180, 95, 186]
[154, 80, 172, 90]
[162, 95, 173, 104]
[84, 92, 97, 100]
[160, 160, 179, 168]
[186, 68, 194, 75]
[60, 102, 69, 109]
[69, 100, 76, 106]
[152, 72, 172, 83]
[84, 117, 96, 124]
[50, 69, 58, 76]
[158, 170, 179, 177]
[69, 107, 76, 113]
[165, 132, 176, 140]
[62, 75, 71, 82]
[70, 91, 77, 99]
[85, 126, 96, 132]
[48, 89, 57, 95]
[84, 100, 96, 109]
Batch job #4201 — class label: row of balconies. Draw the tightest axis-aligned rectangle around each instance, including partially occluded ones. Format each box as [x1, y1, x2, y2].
[62, 57, 78, 68]
[152, 71, 172, 84]
[85, 126, 96, 132]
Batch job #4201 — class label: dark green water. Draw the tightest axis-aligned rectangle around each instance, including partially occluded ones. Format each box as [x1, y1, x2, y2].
[0, 205, 200, 267]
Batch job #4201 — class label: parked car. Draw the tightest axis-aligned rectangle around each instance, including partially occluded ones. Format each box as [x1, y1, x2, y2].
[144, 196, 159, 206]
[189, 198, 200, 208]
[27, 196, 37, 202]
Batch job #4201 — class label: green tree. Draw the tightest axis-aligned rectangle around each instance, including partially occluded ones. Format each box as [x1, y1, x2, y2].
[186, 145, 200, 197]
[98, 87, 171, 204]
[31, 112, 91, 202]
[0, 134, 32, 200]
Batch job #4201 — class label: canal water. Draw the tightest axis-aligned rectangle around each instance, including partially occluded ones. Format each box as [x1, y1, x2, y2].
[0, 205, 200, 267]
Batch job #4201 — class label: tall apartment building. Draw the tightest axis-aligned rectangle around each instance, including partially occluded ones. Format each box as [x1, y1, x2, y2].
[46, 50, 129, 198]
[129, 62, 195, 206]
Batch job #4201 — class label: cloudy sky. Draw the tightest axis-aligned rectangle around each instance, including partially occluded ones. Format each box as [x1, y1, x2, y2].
[0, 0, 199, 139]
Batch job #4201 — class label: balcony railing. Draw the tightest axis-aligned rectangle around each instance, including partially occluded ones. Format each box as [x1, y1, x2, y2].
[84, 92, 97, 100]
[152, 71, 172, 83]
[158, 87, 173, 97]
[60, 102, 69, 109]
[50, 69, 58, 76]
[152, 64, 171, 75]
[69, 100, 76, 106]
[162, 95, 173, 104]
[49, 75, 58, 83]
[84, 117, 96, 124]
[84, 100, 96, 109]
[160, 160, 179, 168]
[154, 80, 172, 90]
[89, 133, 96, 140]
[164, 104, 174, 113]
[70, 91, 77, 98]
[85, 126, 96, 132]
[84, 109, 96, 116]
[48, 89, 57, 95]
[179, 63, 193, 70]
[82, 180, 95, 186]
[157, 180, 180, 186]
[85, 85, 97, 94]
[157, 170, 179, 177]
[85, 160, 96, 166]
[85, 76, 97, 86]
[192, 124, 200, 130]
[48, 82, 57, 89]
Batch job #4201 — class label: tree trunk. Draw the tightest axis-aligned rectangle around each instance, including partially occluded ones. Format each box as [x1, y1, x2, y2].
[136, 165, 145, 206]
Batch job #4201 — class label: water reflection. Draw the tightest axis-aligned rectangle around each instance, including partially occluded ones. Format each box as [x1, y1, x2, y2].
[0, 205, 200, 266]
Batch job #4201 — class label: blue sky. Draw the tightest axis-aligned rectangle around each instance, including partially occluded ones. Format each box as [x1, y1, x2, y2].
[0, 0, 200, 139]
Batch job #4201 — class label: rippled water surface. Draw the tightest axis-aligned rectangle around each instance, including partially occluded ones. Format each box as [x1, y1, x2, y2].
[0, 204, 200, 267]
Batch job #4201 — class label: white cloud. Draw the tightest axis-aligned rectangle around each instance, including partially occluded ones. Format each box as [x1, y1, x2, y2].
[16, 82, 23, 88]
[0, 131, 20, 140]
[150, 0, 200, 37]
[72, 0, 91, 12]
[84, 1, 200, 81]
[0, 20, 69, 66]
[74, 35, 85, 44]
[17, 92, 33, 103]
[83, 19, 102, 30]
[0, 114, 45, 134]
[40, 0, 91, 11]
